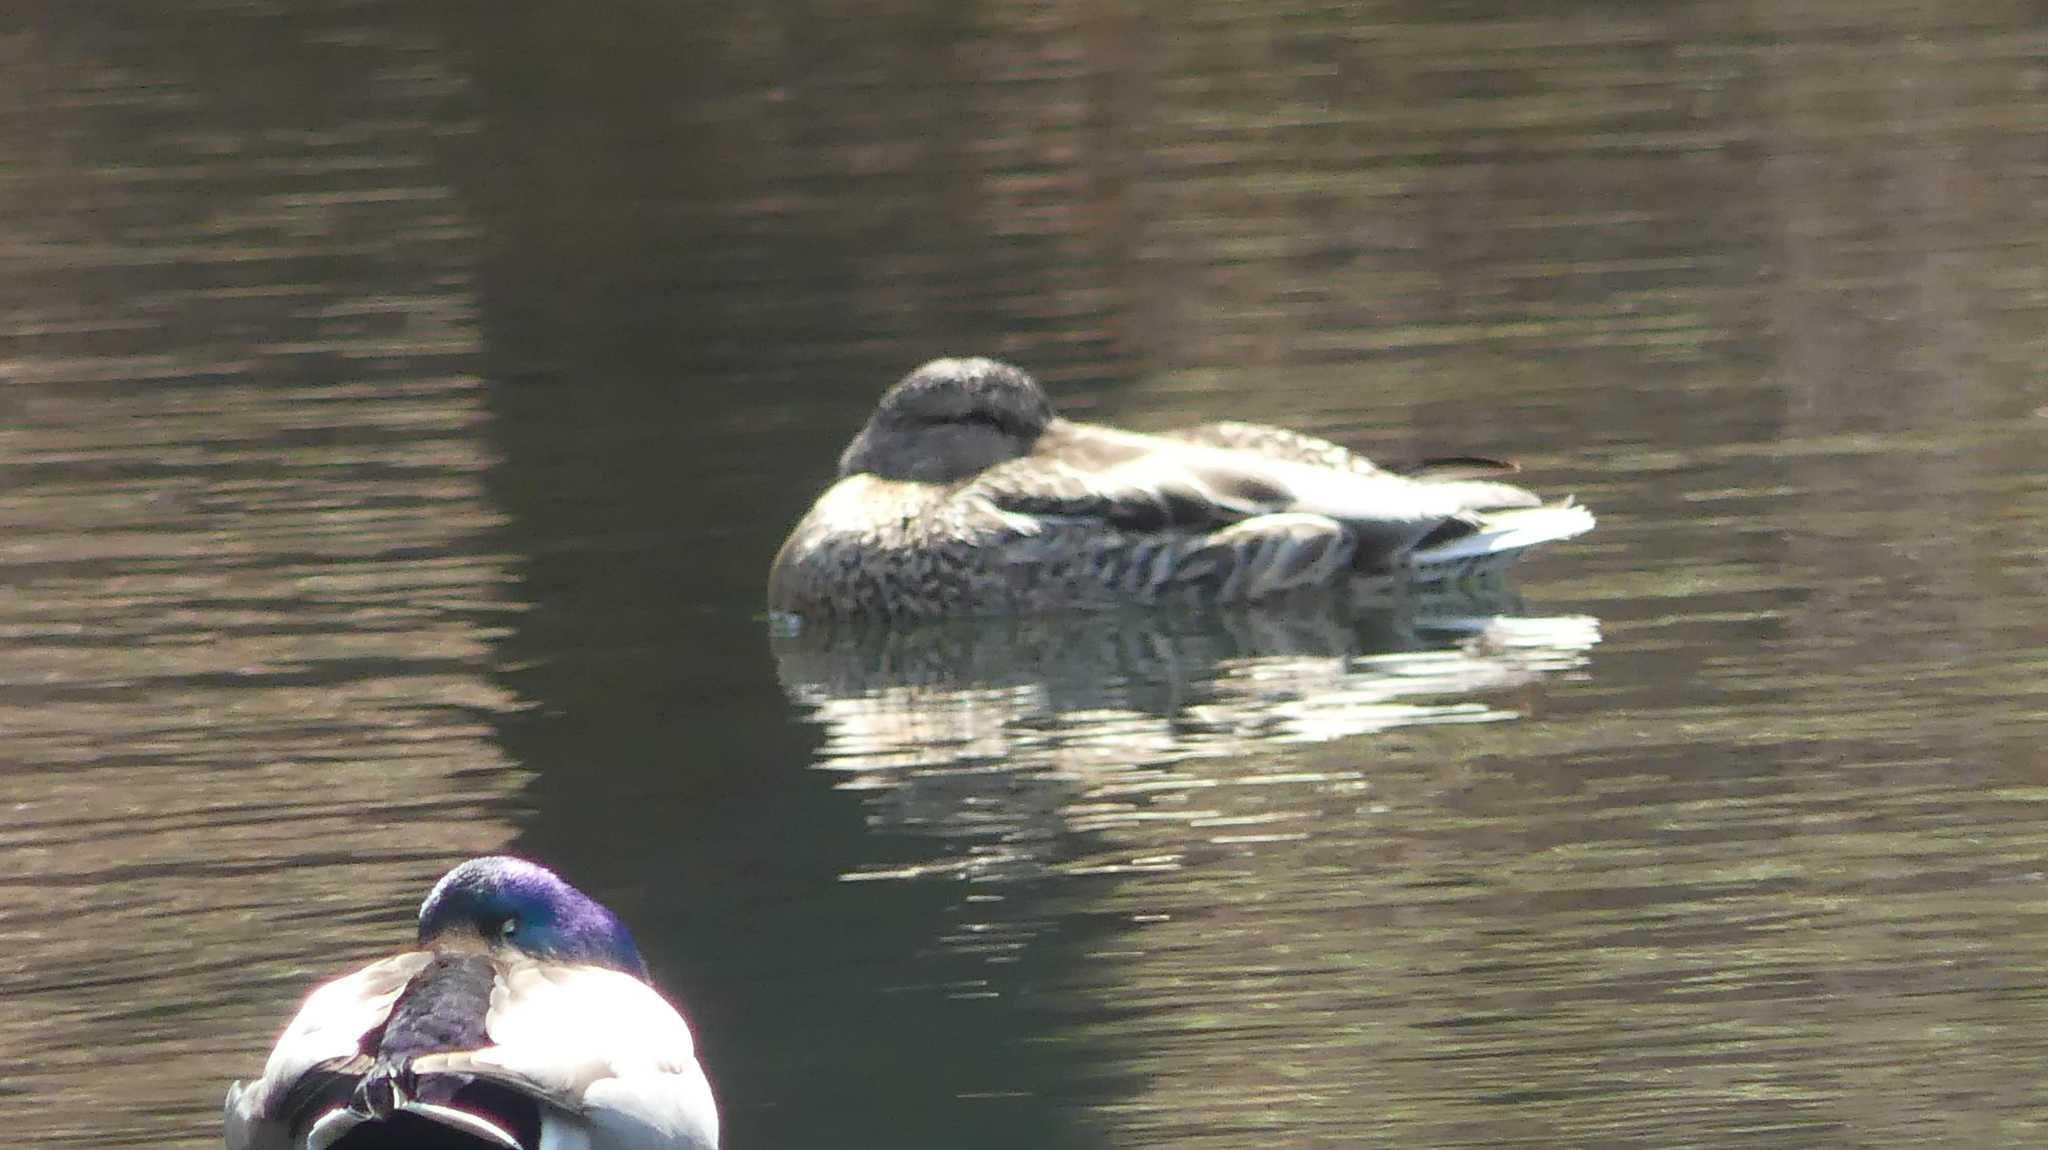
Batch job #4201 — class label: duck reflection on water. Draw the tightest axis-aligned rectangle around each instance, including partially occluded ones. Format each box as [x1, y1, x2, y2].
[772, 585, 1598, 885]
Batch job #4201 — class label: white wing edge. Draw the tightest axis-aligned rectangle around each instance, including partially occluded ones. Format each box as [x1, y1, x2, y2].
[582, 1065, 721, 1149]
[1411, 503, 1596, 568]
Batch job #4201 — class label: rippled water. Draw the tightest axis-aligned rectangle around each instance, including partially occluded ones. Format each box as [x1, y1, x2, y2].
[5, 2, 2047, 1147]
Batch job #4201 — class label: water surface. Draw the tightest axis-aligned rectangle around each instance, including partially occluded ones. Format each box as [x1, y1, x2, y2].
[4, 2, 2046, 1147]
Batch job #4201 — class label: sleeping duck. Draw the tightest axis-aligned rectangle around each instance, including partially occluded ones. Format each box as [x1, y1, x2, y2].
[768, 357, 1594, 618]
[224, 856, 718, 1150]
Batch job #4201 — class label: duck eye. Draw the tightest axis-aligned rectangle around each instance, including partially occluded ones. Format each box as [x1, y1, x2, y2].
[499, 917, 519, 939]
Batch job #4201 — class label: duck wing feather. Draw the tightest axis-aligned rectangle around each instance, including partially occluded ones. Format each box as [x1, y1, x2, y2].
[405, 958, 719, 1149]
[976, 422, 1539, 556]
[225, 952, 436, 1150]
[1156, 421, 1387, 474]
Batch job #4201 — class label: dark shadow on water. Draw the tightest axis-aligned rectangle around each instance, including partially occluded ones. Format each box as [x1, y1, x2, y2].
[424, 4, 1143, 1145]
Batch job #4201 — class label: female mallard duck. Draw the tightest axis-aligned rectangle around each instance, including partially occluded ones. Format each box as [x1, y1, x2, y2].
[224, 857, 718, 1150]
[768, 357, 1594, 618]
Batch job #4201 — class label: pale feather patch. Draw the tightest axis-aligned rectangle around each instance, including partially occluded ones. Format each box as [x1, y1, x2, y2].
[487, 961, 697, 1073]
[228, 952, 433, 1130]
[406, 959, 719, 1148]
[1411, 503, 1596, 577]
[581, 1070, 722, 1150]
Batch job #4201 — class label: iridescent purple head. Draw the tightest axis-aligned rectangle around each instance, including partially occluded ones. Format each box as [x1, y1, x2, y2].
[417, 856, 649, 980]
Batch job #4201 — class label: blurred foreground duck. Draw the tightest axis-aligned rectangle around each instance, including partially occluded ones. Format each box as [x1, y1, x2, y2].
[769, 357, 1593, 617]
[224, 857, 718, 1150]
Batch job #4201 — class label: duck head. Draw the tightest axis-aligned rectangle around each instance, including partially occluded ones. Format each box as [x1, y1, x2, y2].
[838, 357, 1055, 483]
[417, 856, 649, 980]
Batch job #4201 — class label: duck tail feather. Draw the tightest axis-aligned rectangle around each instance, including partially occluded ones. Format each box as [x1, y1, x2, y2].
[396, 1101, 528, 1149]
[1409, 502, 1595, 578]
[306, 1076, 530, 1150]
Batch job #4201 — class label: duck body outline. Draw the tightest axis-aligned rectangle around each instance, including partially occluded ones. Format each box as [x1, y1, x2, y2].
[770, 357, 1593, 619]
[224, 857, 718, 1150]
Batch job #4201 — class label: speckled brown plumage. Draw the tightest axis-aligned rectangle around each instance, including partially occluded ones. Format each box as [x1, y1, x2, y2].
[768, 357, 1594, 619]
